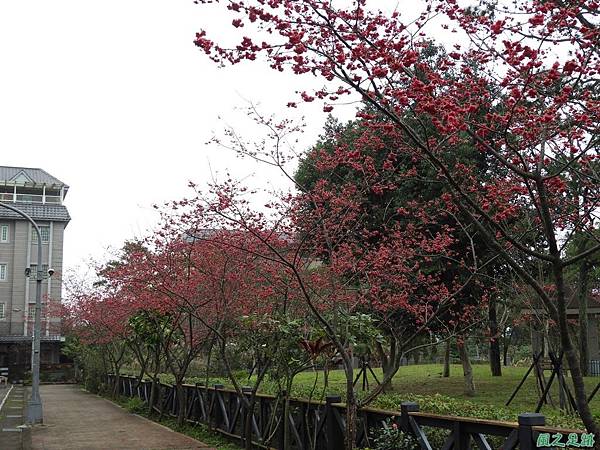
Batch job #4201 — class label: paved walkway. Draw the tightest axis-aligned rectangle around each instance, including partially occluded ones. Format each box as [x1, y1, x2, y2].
[31, 385, 214, 450]
[0, 384, 31, 449]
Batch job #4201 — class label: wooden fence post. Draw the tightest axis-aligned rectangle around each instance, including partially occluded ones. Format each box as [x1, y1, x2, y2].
[213, 384, 224, 429]
[242, 386, 253, 445]
[277, 390, 287, 450]
[518, 413, 545, 450]
[453, 421, 469, 450]
[400, 402, 419, 433]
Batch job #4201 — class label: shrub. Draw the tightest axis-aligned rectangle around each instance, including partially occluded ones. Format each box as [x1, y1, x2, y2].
[369, 420, 418, 450]
[125, 396, 146, 414]
[367, 421, 452, 450]
[84, 370, 102, 393]
[372, 393, 583, 429]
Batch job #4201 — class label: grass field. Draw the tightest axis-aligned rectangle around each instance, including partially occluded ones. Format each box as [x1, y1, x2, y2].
[252, 363, 600, 429]
[289, 363, 585, 409]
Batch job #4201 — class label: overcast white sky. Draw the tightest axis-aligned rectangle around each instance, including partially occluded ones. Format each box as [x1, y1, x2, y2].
[0, 0, 365, 274]
[0, 0, 455, 282]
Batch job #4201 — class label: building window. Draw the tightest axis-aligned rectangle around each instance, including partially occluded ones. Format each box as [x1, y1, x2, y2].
[28, 304, 44, 320]
[31, 226, 50, 244]
[29, 264, 48, 280]
[0, 225, 8, 243]
[0, 264, 6, 281]
[0, 303, 5, 319]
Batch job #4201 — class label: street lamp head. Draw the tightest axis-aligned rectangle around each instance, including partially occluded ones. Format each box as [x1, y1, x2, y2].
[25, 267, 31, 277]
[47, 268, 55, 277]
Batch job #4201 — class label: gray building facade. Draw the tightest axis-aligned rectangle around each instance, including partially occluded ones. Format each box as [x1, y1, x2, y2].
[0, 166, 70, 377]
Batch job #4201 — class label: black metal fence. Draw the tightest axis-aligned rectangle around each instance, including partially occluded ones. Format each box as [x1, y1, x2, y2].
[589, 360, 600, 376]
[109, 374, 584, 449]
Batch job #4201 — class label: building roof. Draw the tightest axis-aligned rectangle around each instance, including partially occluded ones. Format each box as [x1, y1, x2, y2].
[0, 203, 70, 223]
[523, 288, 600, 318]
[0, 166, 69, 189]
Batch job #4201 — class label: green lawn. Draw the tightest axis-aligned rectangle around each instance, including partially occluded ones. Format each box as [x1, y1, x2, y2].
[291, 364, 573, 409]
[255, 364, 600, 429]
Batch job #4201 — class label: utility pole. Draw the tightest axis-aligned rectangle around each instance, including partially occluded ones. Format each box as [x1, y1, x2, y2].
[0, 201, 44, 423]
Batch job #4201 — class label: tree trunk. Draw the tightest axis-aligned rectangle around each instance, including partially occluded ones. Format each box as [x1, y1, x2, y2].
[376, 339, 396, 391]
[283, 392, 290, 450]
[489, 298, 502, 376]
[562, 323, 597, 434]
[345, 378, 357, 450]
[112, 371, 120, 398]
[443, 340, 451, 378]
[413, 349, 420, 365]
[342, 354, 356, 450]
[243, 395, 255, 450]
[149, 379, 158, 415]
[535, 177, 598, 435]
[135, 359, 147, 391]
[502, 329, 512, 366]
[457, 338, 475, 397]
[554, 267, 598, 436]
[148, 350, 161, 414]
[578, 255, 590, 376]
[175, 382, 187, 426]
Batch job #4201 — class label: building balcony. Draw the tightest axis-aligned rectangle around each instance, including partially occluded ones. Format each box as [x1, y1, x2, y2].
[0, 335, 65, 342]
[0, 192, 62, 205]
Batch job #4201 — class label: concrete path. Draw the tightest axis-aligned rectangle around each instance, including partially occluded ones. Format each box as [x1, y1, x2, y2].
[31, 385, 214, 450]
[0, 384, 31, 449]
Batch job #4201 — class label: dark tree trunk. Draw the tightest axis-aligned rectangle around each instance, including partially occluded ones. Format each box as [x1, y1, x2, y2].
[545, 237, 598, 434]
[112, 371, 121, 398]
[341, 350, 357, 450]
[489, 298, 502, 376]
[554, 268, 598, 435]
[563, 318, 597, 435]
[443, 339, 451, 378]
[502, 329, 512, 366]
[149, 379, 158, 415]
[457, 338, 475, 397]
[243, 395, 255, 450]
[148, 349, 161, 414]
[345, 377, 357, 450]
[376, 339, 396, 391]
[135, 359, 147, 390]
[532, 177, 598, 435]
[175, 382, 187, 426]
[578, 253, 590, 376]
[282, 391, 290, 450]
[111, 356, 124, 399]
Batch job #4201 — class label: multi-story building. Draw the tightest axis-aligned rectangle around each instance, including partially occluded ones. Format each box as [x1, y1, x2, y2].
[0, 166, 70, 379]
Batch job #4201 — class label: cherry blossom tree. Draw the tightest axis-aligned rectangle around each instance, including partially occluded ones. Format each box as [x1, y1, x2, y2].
[64, 289, 132, 398]
[162, 155, 484, 447]
[194, 0, 600, 435]
[295, 111, 499, 385]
